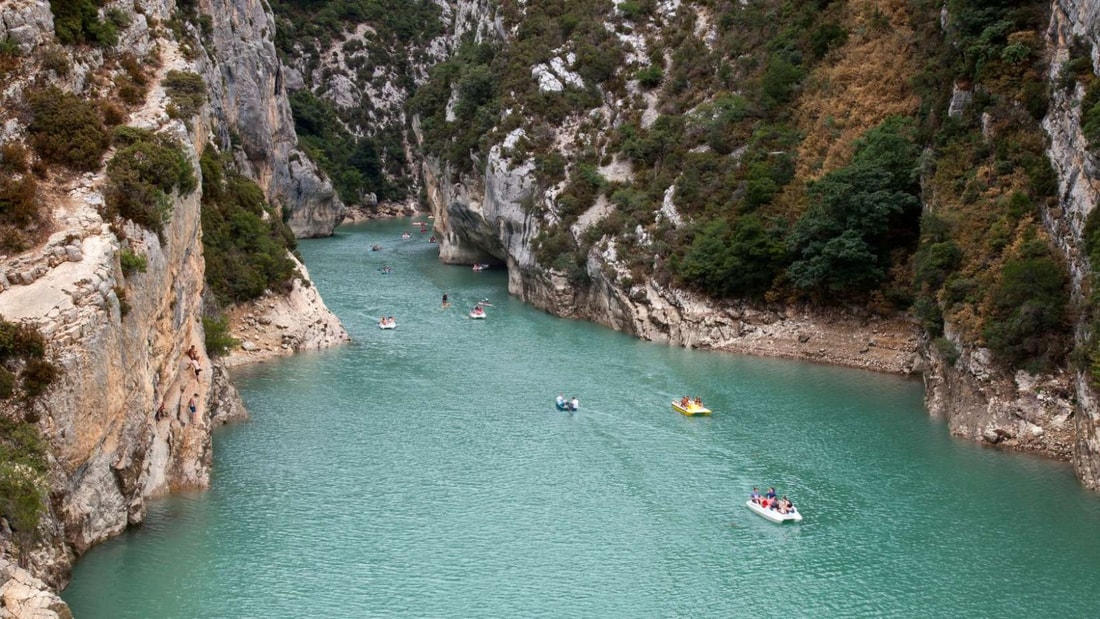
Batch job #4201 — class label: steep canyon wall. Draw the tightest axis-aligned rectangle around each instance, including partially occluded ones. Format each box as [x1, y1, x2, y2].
[1, 0, 347, 613]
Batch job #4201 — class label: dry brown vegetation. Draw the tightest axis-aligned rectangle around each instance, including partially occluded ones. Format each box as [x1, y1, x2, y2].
[794, 0, 921, 182]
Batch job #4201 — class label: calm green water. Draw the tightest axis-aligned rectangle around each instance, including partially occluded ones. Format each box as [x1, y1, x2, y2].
[64, 219, 1100, 617]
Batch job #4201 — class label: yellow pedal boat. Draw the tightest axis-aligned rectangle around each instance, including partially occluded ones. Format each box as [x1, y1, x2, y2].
[672, 401, 712, 416]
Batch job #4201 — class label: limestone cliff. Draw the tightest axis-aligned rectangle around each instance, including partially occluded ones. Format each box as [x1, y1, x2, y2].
[921, 0, 1100, 485]
[422, 141, 922, 376]
[198, 0, 345, 237]
[0, 0, 347, 607]
[1043, 0, 1100, 487]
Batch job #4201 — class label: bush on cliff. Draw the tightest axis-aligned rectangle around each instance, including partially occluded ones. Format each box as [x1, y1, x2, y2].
[678, 216, 786, 298]
[787, 164, 919, 295]
[163, 70, 207, 121]
[982, 242, 1070, 372]
[1083, 81, 1100, 153]
[49, 0, 119, 47]
[103, 127, 196, 239]
[26, 87, 110, 172]
[0, 318, 58, 399]
[199, 149, 298, 306]
[0, 415, 47, 550]
[0, 172, 40, 253]
[0, 317, 55, 548]
[203, 315, 239, 357]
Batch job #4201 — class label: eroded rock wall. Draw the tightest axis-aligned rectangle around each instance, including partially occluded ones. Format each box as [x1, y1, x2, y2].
[200, 0, 345, 237]
[0, 0, 347, 602]
[920, 0, 1100, 486]
[1044, 0, 1100, 488]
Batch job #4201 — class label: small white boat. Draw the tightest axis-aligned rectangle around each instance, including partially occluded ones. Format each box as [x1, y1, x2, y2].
[378, 321, 397, 330]
[469, 311, 486, 319]
[746, 500, 802, 523]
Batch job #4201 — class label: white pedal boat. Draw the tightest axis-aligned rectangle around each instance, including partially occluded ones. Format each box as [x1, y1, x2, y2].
[746, 500, 802, 523]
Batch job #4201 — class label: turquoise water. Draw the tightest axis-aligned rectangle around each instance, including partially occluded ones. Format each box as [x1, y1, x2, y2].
[64, 219, 1100, 617]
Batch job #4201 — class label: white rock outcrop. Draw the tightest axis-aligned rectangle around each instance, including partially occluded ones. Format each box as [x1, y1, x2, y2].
[0, 557, 71, 619]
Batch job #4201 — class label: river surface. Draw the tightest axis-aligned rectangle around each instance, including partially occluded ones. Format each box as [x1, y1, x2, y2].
[64, 219, 1100, 617]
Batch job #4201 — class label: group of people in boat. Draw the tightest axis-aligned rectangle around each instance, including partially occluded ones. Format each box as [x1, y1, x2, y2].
[378, 316, 396, 328]
[555, 394, 580, 411]
[749, 487, 795, 514]
[679, 395, 705, 409]
[470, 303, 486, 317]
[472, 263, 489, 271]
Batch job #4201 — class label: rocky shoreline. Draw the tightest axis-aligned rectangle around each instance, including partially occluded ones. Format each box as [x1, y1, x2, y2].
[338, 201, 421, 225]
[697, 307, 921, 376]
[221, 256, 350, 368]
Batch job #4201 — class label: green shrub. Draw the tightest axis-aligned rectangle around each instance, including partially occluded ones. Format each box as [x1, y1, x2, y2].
[788, 162, 920, 294]
[635, 65, 663, 89]
[26, 87, 109, 171]
[200, 149, 299, 305]
[119, 248, 147, 275]
[809, 22, 847, 59]
[933, 336, 960, 365]
[1083, 81, 1100, 153]
[0, 416, 48, 546]
[50, 0, 118, 46]
[203, 315, 239, 357]
[759, 55, 804, 110]
[678, 215, 785, 297]
[0, 318, 57, 407]
[104, 127, 196, 238]
[39, 45, 71, 76]
[0, 367, 15, 399]
[914, 240, 963, 290]
[0, 320, 46, 361]
[20, 358, 57, 398]
[983, 250, 1070, 371]
[913, 295, 944, 336]
[163, 70, 207, 120]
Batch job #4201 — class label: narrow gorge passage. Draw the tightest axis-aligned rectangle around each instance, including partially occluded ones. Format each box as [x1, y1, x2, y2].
[64, 219, 1100, 617]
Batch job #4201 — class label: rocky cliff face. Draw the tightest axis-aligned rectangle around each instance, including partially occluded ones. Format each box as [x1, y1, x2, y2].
[922, 0, 1100, 485]
[0, 0, 346, 606]
[1043, 0, 1100, 487]
[0, 557, 69, 619]
[423, 144, 922, 375]
[199, 0, 345, 237]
